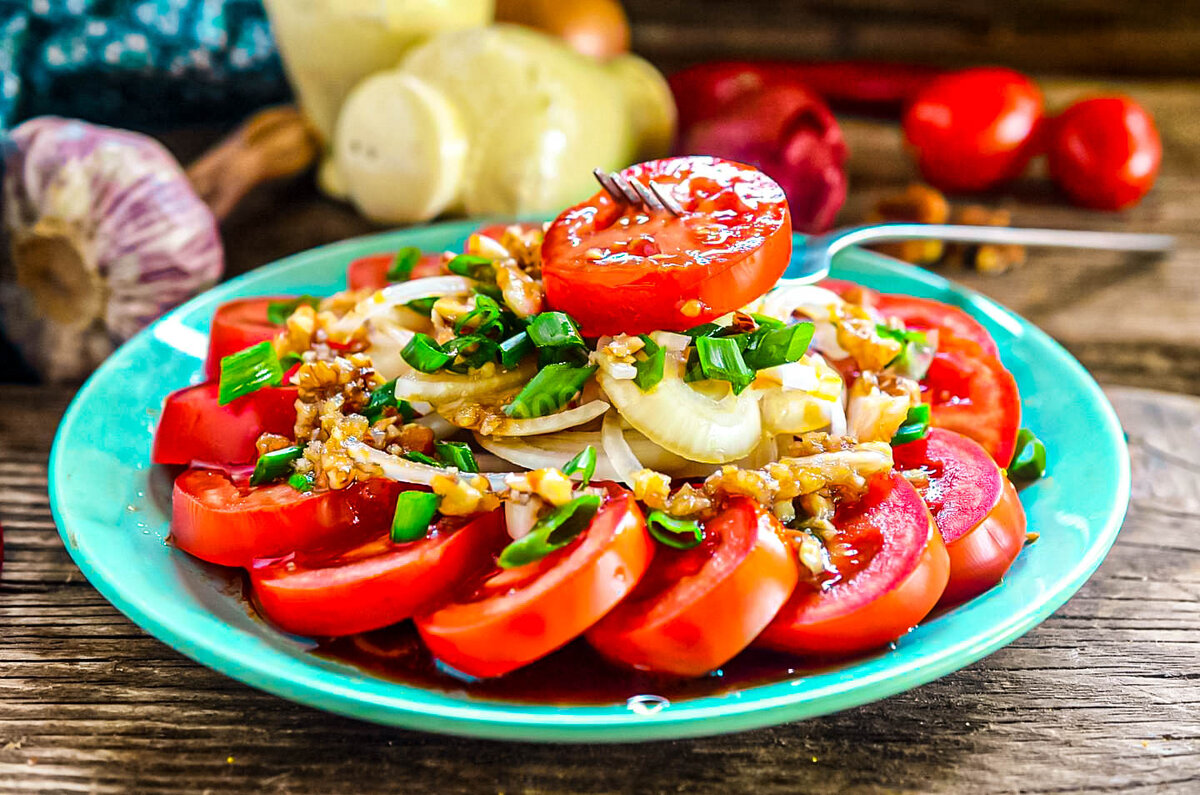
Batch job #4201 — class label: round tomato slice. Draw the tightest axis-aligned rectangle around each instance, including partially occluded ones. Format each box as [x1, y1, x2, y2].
[922, 337, 1021, 465]
[152, 382, 297, 466]
[586, 498, 798, 677]
[250, 508, 509, 637]
[171, 469, 400, 568]
[346, 252, 445, 291]
[541, 156, 792, 336]
[415, 491, 653, 678]
[873, 294, 999, 357]
[893, 428, 1027, 605]
[205, 298, 288, 379]
[758, 472, 949, 657]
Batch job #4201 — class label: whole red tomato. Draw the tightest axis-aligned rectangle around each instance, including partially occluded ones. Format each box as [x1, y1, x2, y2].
[1046, 96, 1161, 211]
[903, 67, 1043, 193]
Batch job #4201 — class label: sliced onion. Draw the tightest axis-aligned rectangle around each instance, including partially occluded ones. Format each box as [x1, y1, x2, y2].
[505, 496, 543, 540]
[366, 321, 418, 380]
[477, 400, 611, 437]
[652, 331, 691, 352]
[393, 359, 536, 405]
[760, 388, 838, 435]
[475, 429, 717, 480]
[414, 411, 458, 439]
[346, 441, 511, 490]
[608, 362, 637, 380]
[602, 410, 643, 487]
[333, 275, 473, 338]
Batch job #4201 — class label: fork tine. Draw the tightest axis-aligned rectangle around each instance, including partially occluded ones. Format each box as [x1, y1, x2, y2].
[648, 181, 684, 216]
[629, 177, 664, 212]
[592, 168, 627, 204]
[609, 172, 644, 206]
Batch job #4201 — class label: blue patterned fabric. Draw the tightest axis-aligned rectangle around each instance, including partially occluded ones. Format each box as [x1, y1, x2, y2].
[0, 0, 290, 131]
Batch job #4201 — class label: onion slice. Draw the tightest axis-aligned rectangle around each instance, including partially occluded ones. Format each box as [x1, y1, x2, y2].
[345, 441, 511, 490]
[333, 275, 473, 338]
[393, 359, 536, 405]
[475, 430, 717, 480]
[601, 410, 643, 488]
[464, 400, 611, 438]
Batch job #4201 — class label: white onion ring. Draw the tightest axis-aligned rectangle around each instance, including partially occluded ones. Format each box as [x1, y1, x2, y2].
[393, 359, 536, 405]
[601, 410, 643, 488]
[482, 400, 611, 437]
[346, 442, 511, 490]
[333, 275, 473, 337]
[474, 430, 717, 479]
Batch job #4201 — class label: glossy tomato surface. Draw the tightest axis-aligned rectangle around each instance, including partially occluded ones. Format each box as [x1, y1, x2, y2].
[415, 491, 653, 678]
[1047, 96, 1161, 211]
[152, 382, 297, 466]
[251, 508, 509, 637]
[587, 498, 798, 677]
[346, 252, 445, 291]
[171, 469, 400, 568]
[874, 293, 999, 357]
[758, 472, 948, 656]
[922, 337, 1021, 465]
[541, 156, 792, 335]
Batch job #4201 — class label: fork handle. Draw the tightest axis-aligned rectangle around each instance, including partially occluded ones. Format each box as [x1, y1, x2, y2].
[817, 223, 1176, 257]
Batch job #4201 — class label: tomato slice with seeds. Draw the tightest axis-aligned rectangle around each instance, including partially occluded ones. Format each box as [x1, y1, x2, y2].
[251, 508, 509, 637]
[586, 498, 798, 677]
[205, 297, 289, 379]
[758, 472, 948, 657]
[346, 252, 445, 291]
[415, 491, 653, 678]
[873, 294, 999, 357]
[921, 336, 1021, 465]
[152, 382, 298, 467]
[542, 156, 792, 336]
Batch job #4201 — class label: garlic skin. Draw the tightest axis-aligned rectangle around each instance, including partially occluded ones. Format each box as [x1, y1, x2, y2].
[2, 117, 223, 381]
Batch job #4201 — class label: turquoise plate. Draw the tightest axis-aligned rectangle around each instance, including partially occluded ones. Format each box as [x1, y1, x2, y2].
[50, 221, 1130, 742]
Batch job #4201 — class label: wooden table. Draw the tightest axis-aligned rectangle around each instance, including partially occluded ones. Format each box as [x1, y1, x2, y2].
[3, 78, 1199, 792]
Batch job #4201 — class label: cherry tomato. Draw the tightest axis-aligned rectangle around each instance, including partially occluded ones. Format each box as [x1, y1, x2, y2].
[758, 472, 949, 656]
[1047, 96, 1161, 211]
[204, 298, 289, 379]
[346, 252, 445, 292]
[893, 428, 1027, 605]
[152, 382, 297, 466]
[541, 156, 792, 336]
[171, 468, 401, 568]
[921, 337, 1021, 466]
[586, 498, 798, 677]
[903, 68, 1043, 193]
[251, 509, 509, 637]
[415, 491, 653, 678]
[874, 293, 999, 357]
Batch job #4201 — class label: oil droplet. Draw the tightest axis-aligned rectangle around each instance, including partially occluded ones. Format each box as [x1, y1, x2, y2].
[626, 694, 669, 716]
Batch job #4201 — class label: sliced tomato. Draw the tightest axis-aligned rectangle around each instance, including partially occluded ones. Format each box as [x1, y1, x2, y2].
[204, 297, 290, 379]
[346, 252, 445, 291]
[873, 294, 999, 357]
[415, 491, 653, 678]
[171, 469, 401, 568]
[542, 156, 792, 336]
[586, 498, 798, 677]
[152, 382, 297, 466]
[921, 337, 1021, 465]
[819, 278, 879, 307]
[758, 472, 949, 656]
[250, 508, 509, 637]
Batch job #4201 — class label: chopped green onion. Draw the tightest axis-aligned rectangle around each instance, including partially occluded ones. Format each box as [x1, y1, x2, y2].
[446, 254, 495, 281]
[473, 282, 504, 302]
[876, 324, 928, 345]
[406, 296, 437, 315]
[401, 333, 453, 373]
[434, 441, 479, 473]
[455, 294, 505, 336]
[498, 494, 602, 568]
[504, 363, 597, 419]
[1008, 428, 1047, 481]
[683, 347, 705, 383]
[891, 404, 932, 446]
[404, 451, 441, 467]
[694, 335, 755, 394]
[266, 295, 320, 325]
[527, 311, 585, 350]
[443, 334, 499, 372]
[278, 351, 303, 370]
[646, 510, 704, 549]
[742, 322, 815, 371]
[562, 445, 597, 486]
[218, 341, 285, 405]
[498, 331, 533, 369]
[748, 313, 786, 330]
[287, 471, 315, 492]
[391, 491, 440, 543]
[633, 334, 666, 392]
[537, 344, 590, 368]
[684, 321, 723, 338]
[250, 445, 304, 486]
[387, 246, 422, 281]
[361, 379, 415, 423]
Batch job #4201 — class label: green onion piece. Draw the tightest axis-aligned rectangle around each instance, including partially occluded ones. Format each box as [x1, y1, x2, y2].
[748, 313, 786, 330]
[645, 510, 704, 549]
[498, 494, 602, 568]
[455, 294, 505, 336]
[1008, 428, 1047, 481]
[527, 311, 585, 350]
[443, 334, 500, 373]
[401, 333, 453, 373]
[683, 347, 705, 383]
[537, 344, 590, 368]
[473, 282, 504, 302]
[694, 335, 755, 394]
[266, 295, 320, 325]
[404, 451, 441, 467]
[387, 246, 422, 281]
[504, 363, 597, 419]
[361, 379, 415, 423]
[434, 441, 479, 473]
[742, 322, 815, 371]
[391, 491, 440, 543]
[562, 445, 597, 486]
[278, 351, 303, 370]
[406, 296, 437, 315]
[875, 324, 927, 345]
[446, 254, 495, 281]
[499, 331, 533, 369]
[250, 445, 304, 486]
[891, 404, 932, 446]
[684, 321, 723, 338]
[287, 471, 315, 492]
[218, 341, 285, 405]
[633, 334, 666, 392]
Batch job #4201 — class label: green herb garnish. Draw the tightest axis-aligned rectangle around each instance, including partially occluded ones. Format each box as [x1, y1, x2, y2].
[250, 445, 305, 486]
[633, 334, 666, 392]
[401, 333, 453, 374]
[694, 335, 755, 394]
[266, 295, 321, 325]
[891, 404, 932, 446]
[391, 491, 440, 543]
[434, 441, 479, 473]
[446, 254, 495, 281]
[498, 494, 602, 568]
[504, 363, 597, 419]
[742, 322, 815, 371]
[1008, 428, 1047, 481]
[561, 445, 597, 486]
[646, 510, 704, 549]
[386, 246, 422, 282]
[218, 341, 285, 405]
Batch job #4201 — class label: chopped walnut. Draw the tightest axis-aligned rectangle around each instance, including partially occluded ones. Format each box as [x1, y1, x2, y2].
[495, 259, 544, 318]
[867, 183, 950, 265]
[301, 408, 375, 490]
[662, 483, 713, 517]
[786, 432, 858, 457]
[631, 469, 672, 511]
[440, 402, 517, 436]
[499, 224, 545, 275]
[833, 304, 903, 372]
[367, 416, 435, 457]
[255, 433, 293, 457]
[432, 473, 501, 516]
[705, 443, 894, 508]
[295, 353, 382, 412]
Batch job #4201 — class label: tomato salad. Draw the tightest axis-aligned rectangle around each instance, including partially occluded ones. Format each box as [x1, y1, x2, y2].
[154, 156, 1046, 683]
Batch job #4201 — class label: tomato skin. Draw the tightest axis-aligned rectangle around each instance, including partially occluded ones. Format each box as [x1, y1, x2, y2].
[903, 68, 1043, 193]
[940, 478, 1026, 605]
[152, 382, 297, 466]
[171, 469, 401, 568]
[922, 337, 1021, 466]
[250, 509, 509, 637]
[1047, 96, 1161, 211]
[873, 293, 999, 357]
[819, 278, 879, 308]
[758, 472, 949, 656]
[205, 298, 288, 379]
[415, 492, 653, 678]
[541, 156, 792, 336]
[586, 498, 798, 677]
[346, 252, 445, 291]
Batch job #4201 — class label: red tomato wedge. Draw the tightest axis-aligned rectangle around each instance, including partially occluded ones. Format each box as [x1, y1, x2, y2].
[415, 491, 653, 678]
[152, 382, 297, 466]
[758, 472, 949, 657]
[346, 252, 445, 291]
[541, 156, 792, 336]
[873, 294, 999, 357]
[922, 337, 1021, 465]
[205, 297, 288, 379]
[250, 508, 509, 637]
[586, 498, 798, 677]
[171, 469, 400, 568]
